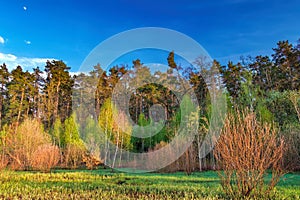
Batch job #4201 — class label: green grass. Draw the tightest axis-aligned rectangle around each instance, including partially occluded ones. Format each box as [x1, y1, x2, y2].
[0, 169, 299, 199]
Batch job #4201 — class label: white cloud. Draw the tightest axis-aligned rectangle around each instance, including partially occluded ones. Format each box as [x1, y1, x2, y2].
[25, 40, 31, 45]
[0, 53, 16, 61]
[0, 52, 56, 71]
[69, 72, 81, 77]
[23, 6, 27, 11]
[0, 36, 4, 44]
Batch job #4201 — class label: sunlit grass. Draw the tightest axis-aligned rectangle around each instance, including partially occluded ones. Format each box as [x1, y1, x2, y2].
[0, 169, 299, 199]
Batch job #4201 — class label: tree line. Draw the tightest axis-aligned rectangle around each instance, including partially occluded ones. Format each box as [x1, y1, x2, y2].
[0, 38, 299, 172]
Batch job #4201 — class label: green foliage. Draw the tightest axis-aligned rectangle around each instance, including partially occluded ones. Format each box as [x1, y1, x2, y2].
[265, 91, 297, 125]
[219, 61, 244, 101]
[44, 60, 74, 127]
[63, 113, 84, 148]
[131, 113, 150, 152]
[180, 95, 196, 119]
[137, 113, 149, 126]
[51, 117, 63, 147]
[7, 66, 35, 124]
[288, 90, 300, 123]
[0, 64, 9, 127]
[256, 100, 274, 124]
[115, 111, 133, 151]
[82, 116, 101, 151]
[98, 98, 133, 155]
[98, 98, 115, 135]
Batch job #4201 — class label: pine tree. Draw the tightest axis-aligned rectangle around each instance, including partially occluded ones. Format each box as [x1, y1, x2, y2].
[272, 40, 300, 91]
[219, 61, 244, 102]
[43, 60, 74, 128]
[167, 51, 177, 69]
[7, 66, 35, 125]
[0, 64, 9, 128]
[32, 67, 44, 119]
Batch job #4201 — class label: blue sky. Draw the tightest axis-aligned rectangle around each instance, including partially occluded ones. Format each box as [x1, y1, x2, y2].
[0, 0, 299, 72]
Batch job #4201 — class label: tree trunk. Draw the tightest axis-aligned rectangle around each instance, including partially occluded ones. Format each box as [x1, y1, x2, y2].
[0, 97, 2, 129]
[185, 149, 191, 175]
[112, 127, 119, 169]
[118, 134, 124, 167]
[197, 134, 202, 171]
[16, 89, 25, 127]
[54, 80, 61, 120]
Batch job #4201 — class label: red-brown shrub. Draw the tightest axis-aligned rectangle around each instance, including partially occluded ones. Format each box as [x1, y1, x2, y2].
[0, 153, 8, 170]
[214, 110, 285, 199]
[31, 144, 60, 172]
[82, 153, 102, 170]
[5, 119, 55, 171]
[63, 144, 86, 169]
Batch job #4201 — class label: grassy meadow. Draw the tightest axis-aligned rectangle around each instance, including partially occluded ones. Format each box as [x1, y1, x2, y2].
[0, 169, 299, 199]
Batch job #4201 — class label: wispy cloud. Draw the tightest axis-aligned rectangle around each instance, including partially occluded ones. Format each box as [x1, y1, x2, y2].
[0, 36, 4, 44]
[0, 52, 56, 71]
[25, 40, 31, 45]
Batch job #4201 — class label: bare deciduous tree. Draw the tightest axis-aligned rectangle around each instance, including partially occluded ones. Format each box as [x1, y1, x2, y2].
[214, 110, 285, 199]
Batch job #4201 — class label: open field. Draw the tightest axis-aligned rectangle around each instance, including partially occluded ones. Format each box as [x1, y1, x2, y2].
[0, 169, 299, 199]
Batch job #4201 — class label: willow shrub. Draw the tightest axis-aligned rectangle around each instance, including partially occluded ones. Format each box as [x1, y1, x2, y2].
[214, 110, 285, 199]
